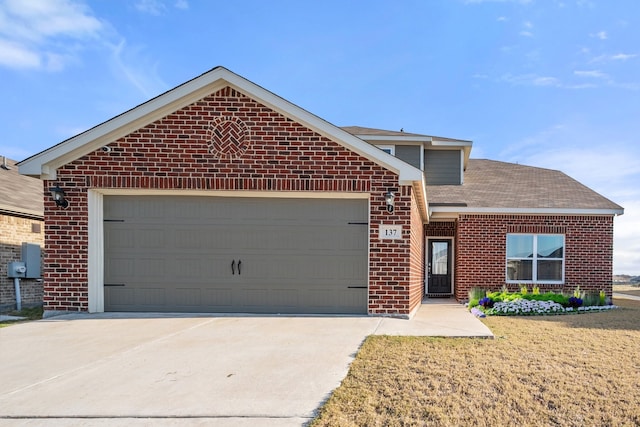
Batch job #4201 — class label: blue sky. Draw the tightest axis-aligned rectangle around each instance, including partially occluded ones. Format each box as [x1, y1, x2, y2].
[1, 0, 638, 274]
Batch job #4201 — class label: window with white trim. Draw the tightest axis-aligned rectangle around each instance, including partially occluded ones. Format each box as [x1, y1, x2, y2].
[376, 145, 394, 155]
[506, 234, 564, 283]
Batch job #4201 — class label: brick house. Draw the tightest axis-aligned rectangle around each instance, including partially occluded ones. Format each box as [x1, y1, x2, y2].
[0, 157, 44, 312]
[18, 67, 623, 318]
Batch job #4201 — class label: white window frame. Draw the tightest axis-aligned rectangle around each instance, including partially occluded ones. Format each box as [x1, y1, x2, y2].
[506, 234, 565, 284]
[376, 145, 394, 155]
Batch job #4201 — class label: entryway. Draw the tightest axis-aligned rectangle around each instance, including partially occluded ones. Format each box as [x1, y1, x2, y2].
[426, 238, 453, 296]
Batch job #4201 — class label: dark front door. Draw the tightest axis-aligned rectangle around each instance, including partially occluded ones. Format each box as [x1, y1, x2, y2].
[427, 239, 452, 294]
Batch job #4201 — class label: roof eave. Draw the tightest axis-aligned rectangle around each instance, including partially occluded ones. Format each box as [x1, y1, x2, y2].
[429, 206, 625, 217]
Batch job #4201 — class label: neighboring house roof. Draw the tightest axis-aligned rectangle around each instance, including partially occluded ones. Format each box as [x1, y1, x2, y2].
[0, 157, 44, 219]
[428, 159, 624, 216]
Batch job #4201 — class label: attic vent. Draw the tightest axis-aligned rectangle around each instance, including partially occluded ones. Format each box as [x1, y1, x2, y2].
[1, 156, 10, 170]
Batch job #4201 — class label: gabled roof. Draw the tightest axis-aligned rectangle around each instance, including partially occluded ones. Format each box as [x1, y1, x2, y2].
[428, 159, 624, 216]
[18, 67, 423, 185]
[18, 67, 428, 220]
[0, 157, 43, 219]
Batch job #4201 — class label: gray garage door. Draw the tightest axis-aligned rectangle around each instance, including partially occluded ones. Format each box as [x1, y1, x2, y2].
[104, 196, 368, 314]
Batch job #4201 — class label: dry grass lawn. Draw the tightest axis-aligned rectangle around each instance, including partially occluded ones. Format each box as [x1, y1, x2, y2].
[311, 298, 640, 427]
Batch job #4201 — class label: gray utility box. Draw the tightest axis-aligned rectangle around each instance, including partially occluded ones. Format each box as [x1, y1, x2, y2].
[21, 242, 41, 279]
[8, 261, 26, 278]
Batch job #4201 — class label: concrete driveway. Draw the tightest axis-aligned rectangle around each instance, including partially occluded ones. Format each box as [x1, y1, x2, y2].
[0, 305, 491, 426]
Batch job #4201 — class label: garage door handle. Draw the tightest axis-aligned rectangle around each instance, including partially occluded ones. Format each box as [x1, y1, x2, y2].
[237, 260, 241, 275]
[231, 260, 235, 275]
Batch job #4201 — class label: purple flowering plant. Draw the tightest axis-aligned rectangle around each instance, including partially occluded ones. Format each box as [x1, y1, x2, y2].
[478, 297, 494, 308]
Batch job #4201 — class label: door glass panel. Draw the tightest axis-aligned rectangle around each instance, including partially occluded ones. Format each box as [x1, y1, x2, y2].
[431, 242, 448, 275]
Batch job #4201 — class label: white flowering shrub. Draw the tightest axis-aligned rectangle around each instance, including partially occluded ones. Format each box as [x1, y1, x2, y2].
[484, 299, 617, 316]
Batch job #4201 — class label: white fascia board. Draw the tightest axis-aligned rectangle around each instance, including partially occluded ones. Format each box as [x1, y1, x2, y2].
[430, 206, 624, 216]
[354, 135, 432, 143]
[430, 140, 472, 148]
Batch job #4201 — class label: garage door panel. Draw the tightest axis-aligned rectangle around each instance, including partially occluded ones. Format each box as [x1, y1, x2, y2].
[173, 288, 202, 307]
[104, 196, 368, 314]
[201, 288, 234, 307]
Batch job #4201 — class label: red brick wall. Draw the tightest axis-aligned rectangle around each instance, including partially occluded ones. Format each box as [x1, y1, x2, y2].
[455, 214, 615, 300]
[0, 213, 44, 312]
[368, 185, 418, 317]
[43, 86, 417, 316]
[425, 221, 456, 238]
[409, 190, 425, 312]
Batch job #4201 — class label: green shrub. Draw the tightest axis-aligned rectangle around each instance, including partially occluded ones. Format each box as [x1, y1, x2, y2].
[518, 292, 570, 306]
[468, 298, 479, 309]
[468, 287, 487, 302]
[583, 291, 603, 307]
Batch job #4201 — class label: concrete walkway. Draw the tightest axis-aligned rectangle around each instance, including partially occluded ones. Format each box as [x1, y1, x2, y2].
[0, 301, 490, 427]
[614, 292, 640, 301]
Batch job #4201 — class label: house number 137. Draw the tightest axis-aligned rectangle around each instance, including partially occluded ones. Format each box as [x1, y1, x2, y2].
[379, 224, 402, 240]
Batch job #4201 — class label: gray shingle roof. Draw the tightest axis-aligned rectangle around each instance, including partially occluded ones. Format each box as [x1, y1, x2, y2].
[0, 157, 43, 218]
[428, 159, 623, 212]
[341, 126, 471, 143]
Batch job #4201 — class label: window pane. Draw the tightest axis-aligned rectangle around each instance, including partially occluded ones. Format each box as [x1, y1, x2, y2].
[431, 242, 448, 275]
[507, 260, 532, 280]
[537, 235, 564, 258]
[537, 260, 563, 281]
[507, 235, 533, 258]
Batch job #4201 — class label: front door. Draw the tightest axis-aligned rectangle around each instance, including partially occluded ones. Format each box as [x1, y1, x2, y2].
[427, 239, 452, 294]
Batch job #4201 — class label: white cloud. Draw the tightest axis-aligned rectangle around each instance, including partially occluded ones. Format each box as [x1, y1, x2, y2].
[0, 39, 40, 68]
[501, 73, 560, 87]
[464, 0, 532, 4]
[175, 0, 189, 9]
[0, 0, 104, 71]
[591, 31, 607, 40]
[574, 70, 607, 78]
[591, 53, 638, 63]
[135, 0, 189, 14]
[135, 0, 167, 15]
[611, 53, 637, 61]
[108, 39, 168, 98]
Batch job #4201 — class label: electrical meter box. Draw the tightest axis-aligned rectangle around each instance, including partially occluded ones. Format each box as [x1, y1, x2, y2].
[21, 242, 42, 279]
[8, 261, 26, 278]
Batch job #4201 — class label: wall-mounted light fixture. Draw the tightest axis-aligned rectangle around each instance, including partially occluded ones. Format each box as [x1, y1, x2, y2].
[49, 185, 69, 209]
[384, 190, 395, 213]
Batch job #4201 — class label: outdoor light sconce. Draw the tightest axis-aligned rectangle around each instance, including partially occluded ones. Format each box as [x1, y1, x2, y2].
[384, 190, 395, 213]
[49, 185, 69, 209]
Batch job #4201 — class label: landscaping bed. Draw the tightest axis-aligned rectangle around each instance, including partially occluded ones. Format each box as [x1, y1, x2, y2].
[467, 286, 616, 317]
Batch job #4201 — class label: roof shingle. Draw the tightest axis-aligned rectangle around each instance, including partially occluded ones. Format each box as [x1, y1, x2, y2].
[427, 159, 623, 211]
[0, 157, 43, 218]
